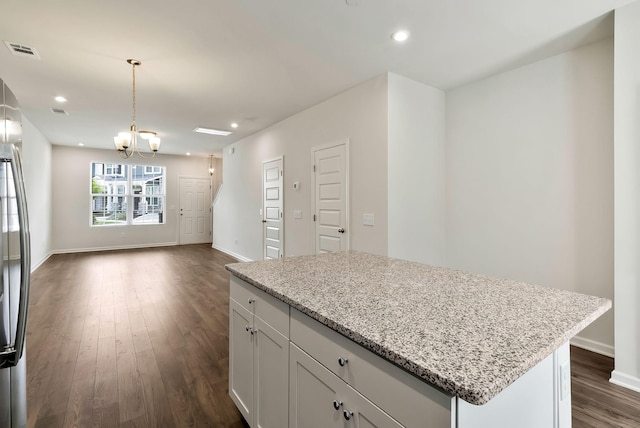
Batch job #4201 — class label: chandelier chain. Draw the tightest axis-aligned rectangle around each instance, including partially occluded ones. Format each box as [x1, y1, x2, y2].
[131, 61, 137, 130]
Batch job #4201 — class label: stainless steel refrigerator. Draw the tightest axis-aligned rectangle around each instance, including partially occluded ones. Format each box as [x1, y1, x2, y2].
[0, 78, 31, 428]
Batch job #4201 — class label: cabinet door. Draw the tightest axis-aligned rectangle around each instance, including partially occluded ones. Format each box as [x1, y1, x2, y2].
[290, 344, 344, 428]
[254, 316, 289, 428]
[350, 391, 403, 428]
[229, 299, 254, 424]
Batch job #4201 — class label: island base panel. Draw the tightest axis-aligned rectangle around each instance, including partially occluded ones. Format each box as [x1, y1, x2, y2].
[457, 342, 571, 428]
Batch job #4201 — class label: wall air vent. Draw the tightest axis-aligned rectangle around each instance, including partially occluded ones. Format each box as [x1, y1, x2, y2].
[4, 41, 40, 59]
[50, 108, 68, 115]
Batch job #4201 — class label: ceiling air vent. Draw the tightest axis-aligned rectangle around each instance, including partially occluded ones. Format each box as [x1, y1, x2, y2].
[50, 107, 68, 115]
[4, 41, 40, 59]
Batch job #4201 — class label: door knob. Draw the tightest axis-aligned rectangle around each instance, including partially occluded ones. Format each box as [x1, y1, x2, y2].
[262, 220, 267, 223]
[338, 228, 345, 234]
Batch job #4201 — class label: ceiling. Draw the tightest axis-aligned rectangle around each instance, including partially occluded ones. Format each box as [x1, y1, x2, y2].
[0, 0, 632, 157]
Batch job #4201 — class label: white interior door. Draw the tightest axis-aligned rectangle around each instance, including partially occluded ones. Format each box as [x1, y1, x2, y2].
[313, 142, 348, 253]
[263, 157, 283, 259]
[179, 177, 211, 244]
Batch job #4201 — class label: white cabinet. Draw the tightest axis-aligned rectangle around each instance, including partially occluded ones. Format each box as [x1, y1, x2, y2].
[229, 275, 570, 428]
[290, 309, 455, 428]
[229, 276, 289, 428]
[229, 300, 254, 421]
[290, 343, 402, 428]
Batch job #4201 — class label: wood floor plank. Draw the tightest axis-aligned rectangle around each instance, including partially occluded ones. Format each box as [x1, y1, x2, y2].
[93, 335, 118, 410]
[27, 244, 635, 428]
[92, 402, 119, 428]
[136, 348, 175, 427]
[35, 336, 81, 422]
[114, 292, 146, 423]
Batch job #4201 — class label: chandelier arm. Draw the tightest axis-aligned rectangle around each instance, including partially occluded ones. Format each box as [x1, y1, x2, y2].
[120, 144, 133, 159]
[136, 151, 157, 159]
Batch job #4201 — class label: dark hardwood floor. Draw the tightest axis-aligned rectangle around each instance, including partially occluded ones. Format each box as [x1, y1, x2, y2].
[27, 244, 247, 428]
[25, 245, 640, 427]
[571, 346, 640, 427]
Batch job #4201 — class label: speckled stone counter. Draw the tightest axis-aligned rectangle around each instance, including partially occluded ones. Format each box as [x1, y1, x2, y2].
[225, 251, 611, 405]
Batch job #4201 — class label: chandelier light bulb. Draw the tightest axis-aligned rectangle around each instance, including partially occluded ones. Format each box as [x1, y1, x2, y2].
[148, 136, 161, 152]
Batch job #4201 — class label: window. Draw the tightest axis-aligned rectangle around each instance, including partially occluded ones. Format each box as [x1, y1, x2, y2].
[91, 163, 165, 226]
[105, 164, 123, 176]
[144, 166, 161, 174]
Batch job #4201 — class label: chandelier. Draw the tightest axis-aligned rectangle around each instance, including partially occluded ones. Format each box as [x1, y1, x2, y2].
[113, 59, 161, 158]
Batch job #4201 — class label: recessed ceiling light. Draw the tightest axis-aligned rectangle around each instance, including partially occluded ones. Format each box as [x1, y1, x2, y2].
[55, 95, 67, 103]
[391, 30, 410, 42]
[186, 152, 191, 156]
[78, 143, 84, 146]
[230, 122, 239, 129]
[194, 127, 232, 136]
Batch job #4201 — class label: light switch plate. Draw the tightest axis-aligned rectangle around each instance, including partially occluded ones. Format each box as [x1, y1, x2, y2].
[363, 213, 374, 226]
[293, 210, 302, 219]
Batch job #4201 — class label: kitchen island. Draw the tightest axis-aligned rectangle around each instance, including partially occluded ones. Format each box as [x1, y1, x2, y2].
[226, 251, 611, 428]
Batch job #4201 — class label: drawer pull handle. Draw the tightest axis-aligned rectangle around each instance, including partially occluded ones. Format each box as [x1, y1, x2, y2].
[332, 400, 342, 410]
[248, 298, 255, 304]
[245, 325, 250, 332]
[338, 357, 349, 367]
[343, 410, 353, 421]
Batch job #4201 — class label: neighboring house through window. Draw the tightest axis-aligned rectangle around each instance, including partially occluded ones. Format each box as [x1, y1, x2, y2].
[91, 162, 166, 226]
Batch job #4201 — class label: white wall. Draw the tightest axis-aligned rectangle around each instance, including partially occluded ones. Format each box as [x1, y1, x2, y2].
[214, 74, 388, 261]
[446, 39, 614, 355]
[388, 74, 447, 265]
[52, 145, 213, 252]
[212, 156, 223, 197]
[21, 116, 53, 270]
[611, 2, 640, 393]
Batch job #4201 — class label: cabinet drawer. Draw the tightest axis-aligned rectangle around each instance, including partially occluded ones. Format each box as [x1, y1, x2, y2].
[290, 309, 455, 428]
[230, 275, 289, 336]
[290, 343, 402, 428]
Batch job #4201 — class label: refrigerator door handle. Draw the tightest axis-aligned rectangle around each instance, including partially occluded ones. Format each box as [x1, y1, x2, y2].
[9, 144, 31, 366]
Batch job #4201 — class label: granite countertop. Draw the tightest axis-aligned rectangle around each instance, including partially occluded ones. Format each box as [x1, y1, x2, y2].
[225, 251, 611, 405]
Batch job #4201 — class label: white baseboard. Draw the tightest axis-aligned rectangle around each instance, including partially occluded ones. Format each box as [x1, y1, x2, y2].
[31, 251, 53, 272]
[212, 244, 252, 262]
[52, 241, 178, 255]
[570, 335, 614, 358]
[610, 370, 640, 393]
